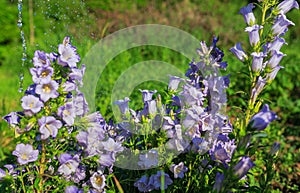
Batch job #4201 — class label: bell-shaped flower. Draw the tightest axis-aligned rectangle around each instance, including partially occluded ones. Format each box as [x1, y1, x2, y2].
[12, 143, 39, 165]
[213, 172, 225, 193]
[233, 156, 255, 179]
[101, 138, 124, 153]
[168, 76, 182, 91]
[58, 36, 80, 68]
[58, 153, 80, 176]
[98, 152, 115, 167]
[73, 92, 89, 117]
[21, 95, 44, 116]
[69, 64, 86, 87]
[134, 175, 154, 192]
[267, 36, 287, 53]
[138, 149, 159, 169]
[272, 12, 295, 36]
[169, 162, 188, 178]
[249, 104, 277, 131]
[3, 112, 23, 126]
[245, 25, 263, 46]
[30, 66, 54, 84]
[90, 172, 106, 191]
[239, 3, 256, 25]
[114, 97, 130, 115]
[251, 52, 265, 73]
[57, 102, 76, 126]
[266, 50, 286, 69]
[266, 66, 284, 83]
[250, 76, 266, 106]
[277, 0, 299, 14]
[139, 89, 157, 102]
[230, 42, 248, 62]
[65, 186, 83, 193]
[35, 80, 59, 102]
[38, 116, 62, 140]
[32, 50, 51, 68]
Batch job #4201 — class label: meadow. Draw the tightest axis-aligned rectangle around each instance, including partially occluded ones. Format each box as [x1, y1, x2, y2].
[0, 0, 299, 192]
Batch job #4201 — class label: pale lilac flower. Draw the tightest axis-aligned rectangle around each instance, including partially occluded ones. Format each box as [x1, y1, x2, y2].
[239, 3, 256, 25]
[58, 102, 76, 126]
[73, 93, 89, 117]
[65, 185, 83, 193]
[38, 116, 62, 140]
[32, 50, 51, 68]
[245, 25, 263, 46]
[3, 112, 22, 125]
[230, 42, 248, 62]
[267, 36, 287, 53]
[250, 76, 266, 105]
[169, 162, 188, 178]
[138, 149, 159, 168]
[12, 143, 39, 165]
[35, 80, 59, 102]
[47, 52, 58, 62]
[58, 153, 80, 176]
[142, 100, 157, 116]
[233, 156, 255, 179]
[151, 171, 173, 190]
[101, 138, 124, 153]
[69, 65, 86, 86]
[277, 0, 299, 14]
[266, 66, 284, 83]
[249, 104, 277, 131]
[63, 81, 77, 92]
[213, 172, 224, 193]
[99, 152, 115, 167]
[0, 168, 5, 180]
[271, 13, 295, 36]
[114, 97, 130, 114]
[30, 66, 54, 84]
[21, 95, 44, 116]
[90, 172, 106, 191]
[134, 175, 154, 192]
[181, 84, 203, 105]
[71, 165, 86, 183]
[58, 36, 80, 68]
[140, 89, 157, 102]
[251, 52, 265, 73]
[266, 50, 286, 69]
[168, 76, 182, 91]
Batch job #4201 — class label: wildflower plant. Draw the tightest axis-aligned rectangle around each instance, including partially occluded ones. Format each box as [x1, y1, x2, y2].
[1, 0, 298, 192]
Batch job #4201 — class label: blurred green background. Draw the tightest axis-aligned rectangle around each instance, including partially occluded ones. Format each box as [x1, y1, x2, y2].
[0, 0, 299, 192]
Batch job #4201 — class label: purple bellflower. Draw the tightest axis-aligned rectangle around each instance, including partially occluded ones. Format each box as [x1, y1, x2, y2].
[134, 175, 154, 192]
[12, 143, 39, 165]
[38, 116, 62, 140]
[239, 3, 256, 25]
[32, 50, 51, 68]
[30, 66, 54, 84]
[267, 36, 287, 53]
[169, 162, 188, 179]
[266, 65, 284, 83]
[233, 156, 255, 179]
[271, 12, 295, 36]
[249, 104, 277, 130]
[69, 65, 86, 87]
[151, 171, 173, 190]
[114, 97, 130, 115]
[58, 153, 80, 176]
[58, 36, 80, 68]
[65, 186, 83, 193]
[58, 102, 76, 126]
[213, 172, 225, 193]
[3, 112, 22, 126]
[138, 149, 159, 169]
[245, 25, 263, 46]
[277, 0, 299, 14]
[0, 168, 5, 180]
[168, 76, 182, 91]
[266, 50, 286, 69]
[140, 89, 157, 102]
[230, 42, 248, 62]
[90, 172, 106, 191]
[251, 52, 265, 73]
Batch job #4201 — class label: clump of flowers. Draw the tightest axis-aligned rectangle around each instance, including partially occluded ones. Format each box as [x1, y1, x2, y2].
[1, 0, 298, 192]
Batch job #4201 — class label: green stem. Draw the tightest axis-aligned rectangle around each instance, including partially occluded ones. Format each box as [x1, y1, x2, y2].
[37, 141, 46, 193]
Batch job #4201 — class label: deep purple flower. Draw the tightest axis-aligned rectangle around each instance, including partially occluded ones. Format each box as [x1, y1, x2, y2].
[271, 13, 295, 36]
[230, 42, 248, 62]
[249, 104, 277, 130]
[58, 36, 80, 68]
[213, 172, 224, 193]
[12, 143, 39, 165]
[58, 102, 76, 126]
[32, 50, 51, 68]
[35, 80, 59, 102]
[65, 186, 83, 193]
[233, 156, 255, 179]
[151, 171, 173, 190]
[114, 97, 130, 114]
[140, 89, 157, 102]
[90, 172, 106, 191]
[245, 25, 263, 46]
[251, 52, 265, 73]
[38, 116, 62, 140]
[266, 66, 284, 83]
[239, 3, 256, 25]
[134, 175, 154, 192]
[69, 65, 86, 87]
[58, 153, 80, 176]
[266, 50, 286, 69]
[168, 76, 182, 91]
[21, 95, 44, 116]
[277, 0, 299, 14]
[210, 140, 236, 164]
[169, 162, 188, 179]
